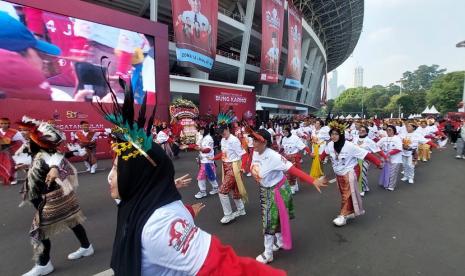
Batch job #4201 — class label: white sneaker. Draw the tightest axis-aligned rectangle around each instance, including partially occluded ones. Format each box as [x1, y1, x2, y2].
[456, 155, 462, 159]
[408, 179, 414, 184]
[256, 253, 273, 264]
[233, 208, 246, 218]
[10, 180, 18, 185]
[360, 192, 365, 197]
[246, 173, 252, 177]
[209, 188, 218, 195]
[194, 191, 207, 199]
[462, 155, 465, 159]
[332, 215, 347, 226]
[401, 170, 405, 174]
[90, 164, 97, 174]
[387, 187, 395, 191]
[22, 261, 54, 276]
[67, 245, 94, 260]
[290, 185, 296, 194]
[220, 214, 235, 224]
[272, 242, 283, 252]
[401, 177, 408, 182]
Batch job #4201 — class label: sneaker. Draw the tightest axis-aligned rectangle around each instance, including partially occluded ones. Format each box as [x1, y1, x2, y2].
[401, 170, 405, 175]
[272, 242, 282, 252]
[456, 155, 462, 159]
[194, 191, 207, 199]
[256, 253, 273, 264]
[360, 192, 365, 197]
[22, 261, 54, 276]
[332, 215, 347, 226]
[401, 177, 408, 182]
[290, 185, 296, 194]
[387, 187, 395, 191]
[67, 244, 94, 260]
[408, 179, 414, 184]
[209, 188, 218, 195]
[233, 208, 246, 218]
[10, 180, 18, 185]
[462, 155, 465, 159]
[246, 173, 252, 177]
[220, 214, 235, 224]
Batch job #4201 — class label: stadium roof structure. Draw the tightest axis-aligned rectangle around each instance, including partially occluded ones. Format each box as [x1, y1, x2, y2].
[292, 0, 364, 71]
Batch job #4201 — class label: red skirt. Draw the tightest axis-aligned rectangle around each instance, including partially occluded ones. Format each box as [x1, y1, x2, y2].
[0, 151, 14, 185]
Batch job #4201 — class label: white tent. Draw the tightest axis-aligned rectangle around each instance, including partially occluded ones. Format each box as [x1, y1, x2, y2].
[346, 114, 353, 119]
[339, 115, 345, 119]
[429, 105, 439, 114]
[408, 114, 413, 119]
[422, 106, 431, 114]
[354, 114, 360, 119]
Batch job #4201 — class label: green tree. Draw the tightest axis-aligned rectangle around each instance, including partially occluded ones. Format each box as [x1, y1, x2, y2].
[426, 71, 464, 113]
[334, 88, 363, 113]
[401, 64, 446, 92]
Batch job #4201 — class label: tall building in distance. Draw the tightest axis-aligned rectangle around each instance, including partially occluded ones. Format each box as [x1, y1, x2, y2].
[328, 70, 338, 99]
[354, 66, 364, 88]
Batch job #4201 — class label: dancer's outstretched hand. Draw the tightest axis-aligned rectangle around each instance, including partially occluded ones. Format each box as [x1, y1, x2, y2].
[191, 202, 206, 217]
[175, 174, 192, 189]
[46, 167, 59, 185]
[313, 176, 328, 193]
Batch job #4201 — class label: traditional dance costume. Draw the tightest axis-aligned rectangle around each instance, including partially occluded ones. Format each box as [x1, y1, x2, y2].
[155, 129, 174, 160]
[280, 133, 310, 194]
[377, 135, 403, 191]
[355, 136, 384, 195]
[215, 133, 247, 224]
[0, 126, 24, 185]
[415, 126, 433, 162]
[194, 133, 219, 199]
[321, 139, 381, 226]
[21, 117, 93, 276]
[75, 129, 99, 173]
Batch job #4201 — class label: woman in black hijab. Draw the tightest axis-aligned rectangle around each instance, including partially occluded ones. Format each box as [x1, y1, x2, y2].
[99, 74, 285, 276]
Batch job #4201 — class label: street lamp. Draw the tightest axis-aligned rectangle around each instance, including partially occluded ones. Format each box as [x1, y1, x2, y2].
[396, 79, 403, 118]
[456, 40, 465, 112]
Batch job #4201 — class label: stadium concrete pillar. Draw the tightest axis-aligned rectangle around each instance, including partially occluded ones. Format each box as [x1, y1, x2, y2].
[237, 0, 256, 84]
[300, 49, 318, 103]
[149, 0, 157, 21]
[307, 59, 323, 105]
[301, 38, 311, 73]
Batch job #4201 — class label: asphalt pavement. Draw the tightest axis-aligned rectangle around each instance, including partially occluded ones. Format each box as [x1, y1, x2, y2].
[1, 146, 464, 276]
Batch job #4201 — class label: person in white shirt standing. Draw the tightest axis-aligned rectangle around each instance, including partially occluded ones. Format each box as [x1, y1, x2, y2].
[213, 122, 247, 224]
[400, 122, 428, 184]
[377, 125, 403, 191]
[250, 129, 326, 264]
[194, 126, 219, 199]
[280, 126, 311, 194]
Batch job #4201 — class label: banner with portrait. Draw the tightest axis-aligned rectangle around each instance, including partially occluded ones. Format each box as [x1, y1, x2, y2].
[171, 0, 218, 72]
[284, 3, 303, 89]
[259, 0, 285, 83]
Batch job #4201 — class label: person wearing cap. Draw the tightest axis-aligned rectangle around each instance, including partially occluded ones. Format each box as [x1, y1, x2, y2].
[0, 12, 92, 102]
[249, 128, 327, 264]
[18, 116, 93, 276]
[0, 117, 25, 185]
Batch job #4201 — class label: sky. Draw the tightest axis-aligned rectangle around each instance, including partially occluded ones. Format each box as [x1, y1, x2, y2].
[335, 0, 465, 89]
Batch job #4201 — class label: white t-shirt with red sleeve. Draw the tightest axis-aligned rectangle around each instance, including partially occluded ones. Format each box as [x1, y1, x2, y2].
[325, 141, 368, 176]
[220, 135, 245, 162]
[251, 148, 293, 188]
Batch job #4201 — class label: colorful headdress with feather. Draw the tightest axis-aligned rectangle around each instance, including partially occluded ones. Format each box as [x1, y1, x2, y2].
[21, 116, 65, 149]
[217, 111, 235, 125]
[328, 120, 347, 135]
[95, 57, 157, 166]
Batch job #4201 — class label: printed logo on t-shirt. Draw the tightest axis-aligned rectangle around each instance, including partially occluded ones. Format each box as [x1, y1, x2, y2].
[168, 219, 198, 255]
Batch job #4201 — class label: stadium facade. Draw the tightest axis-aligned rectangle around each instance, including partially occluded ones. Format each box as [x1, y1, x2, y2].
[86, 0, 364, 117]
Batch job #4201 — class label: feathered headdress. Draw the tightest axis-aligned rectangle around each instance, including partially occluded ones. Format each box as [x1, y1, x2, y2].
[217, 111, 235, 125]
[95, 57, 157, 166]
[328, 121, 347, 135]
[21, 116, 65, 149]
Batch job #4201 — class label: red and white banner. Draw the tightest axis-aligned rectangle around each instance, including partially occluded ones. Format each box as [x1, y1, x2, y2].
[1, 99, 113, 159]
[284, 3, 303, 89]
[199, 86, 255, 121]
[260, 0, 285, 83]
[171, 0, 218, 72]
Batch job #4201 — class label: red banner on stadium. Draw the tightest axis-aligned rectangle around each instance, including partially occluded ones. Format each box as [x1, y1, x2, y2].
[171, 0, 218, 72]
[260, 0, 285, 83]
[284, 4, 303, 89]
[199, 86, 255, 121]
[1, 99, 113, 159]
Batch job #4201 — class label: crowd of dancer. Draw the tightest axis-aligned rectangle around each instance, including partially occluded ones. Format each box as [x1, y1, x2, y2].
[1, 105, 464, 275]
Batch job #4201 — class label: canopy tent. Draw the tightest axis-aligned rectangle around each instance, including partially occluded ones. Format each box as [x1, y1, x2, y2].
[422, 106, 432, 114]
[429, 105, 439, 114]
[354, 114, 360, 119]
[346, 114, 353, 119]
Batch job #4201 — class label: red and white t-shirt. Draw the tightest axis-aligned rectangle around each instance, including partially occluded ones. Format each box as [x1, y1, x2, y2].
[281, 134, 306, 155]
[325, 141, 368, 176]
[220, 135, 245, 162]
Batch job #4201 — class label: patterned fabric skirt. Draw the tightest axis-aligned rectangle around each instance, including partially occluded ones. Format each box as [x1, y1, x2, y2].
[260, 182, 294, 235]
[285, 153, 301, 186]
[197, 163, 217, 182]
[359, 160, 370, 192]
[379, 162, 401, 189]
[336, 168, 364, 216]
[310, 144, 324, 179]
[30, 188, 85, 260]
